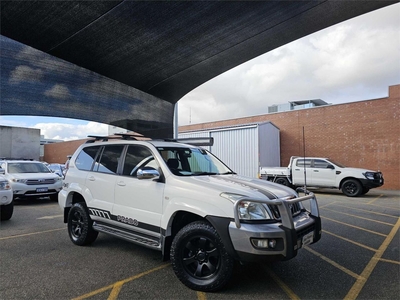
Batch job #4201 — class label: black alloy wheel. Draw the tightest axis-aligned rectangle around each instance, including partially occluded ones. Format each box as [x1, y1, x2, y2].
[341, 179, 362, 197]
[67, 202, 98, 246]
[275, 177, 290, 187]
[171, 221, 234, 292]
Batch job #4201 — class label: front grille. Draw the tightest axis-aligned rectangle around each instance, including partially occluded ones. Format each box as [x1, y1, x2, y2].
[269, 202, 302, 220]
[26, 179, 56, 185]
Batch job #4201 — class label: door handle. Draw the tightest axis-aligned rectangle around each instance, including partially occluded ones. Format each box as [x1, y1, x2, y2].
[313, 170, 319, 172]
[88, 176, 95, 181]
[295, 169, 300, 171]
[117, 181, 126, 186]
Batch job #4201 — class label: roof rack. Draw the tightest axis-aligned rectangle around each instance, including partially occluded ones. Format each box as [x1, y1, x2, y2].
[86, 135, 115, 143]
[85, 133, 150, 143]
[167, 137, 214, 147]
[114, 133, 150, 140]
[85, 135, 213, 146]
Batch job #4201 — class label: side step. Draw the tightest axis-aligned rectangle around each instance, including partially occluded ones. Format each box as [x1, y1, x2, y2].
[92, 222, 161, 251]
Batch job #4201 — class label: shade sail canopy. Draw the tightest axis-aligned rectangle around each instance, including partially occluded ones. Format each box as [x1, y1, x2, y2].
[1, 1, 396, 137]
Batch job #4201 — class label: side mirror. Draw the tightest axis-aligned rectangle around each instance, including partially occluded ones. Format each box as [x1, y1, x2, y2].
[137, 167, 160, 180]
[327, 164, 335, 169]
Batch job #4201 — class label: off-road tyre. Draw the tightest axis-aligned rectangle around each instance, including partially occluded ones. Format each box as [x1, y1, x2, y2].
[67, 202, 98, 245]
[0, 201, 14, 221]
[170, 221, 234, 292]
[275, 177, 290, 187]
[342, 179, 362, 197]
[361, 187, 370, 195]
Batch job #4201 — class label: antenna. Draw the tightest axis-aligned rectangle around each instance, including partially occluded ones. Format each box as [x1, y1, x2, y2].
[302, 126, 307, 195]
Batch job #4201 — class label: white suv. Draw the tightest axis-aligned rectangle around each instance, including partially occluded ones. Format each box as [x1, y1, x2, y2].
[0, 173, 13, 221]
[59, 136, 321, 291]
[0, 160, 63, 201]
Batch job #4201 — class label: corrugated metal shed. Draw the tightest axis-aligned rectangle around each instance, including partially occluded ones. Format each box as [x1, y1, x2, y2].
[179, 122, 280, 178]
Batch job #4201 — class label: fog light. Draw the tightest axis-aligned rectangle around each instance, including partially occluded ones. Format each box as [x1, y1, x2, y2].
[251, 238, 277, 249]
[268, 239, 277, 248]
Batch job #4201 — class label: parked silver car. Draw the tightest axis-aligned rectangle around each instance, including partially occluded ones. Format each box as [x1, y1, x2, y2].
[0, 160, 62, 201]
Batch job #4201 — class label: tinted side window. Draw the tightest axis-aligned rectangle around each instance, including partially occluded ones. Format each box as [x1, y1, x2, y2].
[75, 146, 100, 171]
[94, 145, 125, 174]
[296, 159, 311, 168]
[314, 159, 331, 168]
[122, 145, 154, 176]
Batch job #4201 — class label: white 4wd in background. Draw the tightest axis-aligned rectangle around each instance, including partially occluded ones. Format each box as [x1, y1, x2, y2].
[260, 156, 384, 197]
[59, 136, 321, 291]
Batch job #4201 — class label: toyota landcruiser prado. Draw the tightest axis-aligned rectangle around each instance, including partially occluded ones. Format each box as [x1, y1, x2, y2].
[59, 135, 321, 291]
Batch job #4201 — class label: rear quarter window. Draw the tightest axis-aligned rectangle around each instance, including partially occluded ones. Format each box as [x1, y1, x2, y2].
[75, 146, 100, 171]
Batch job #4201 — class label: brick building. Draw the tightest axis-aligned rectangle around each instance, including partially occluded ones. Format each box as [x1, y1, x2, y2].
[44, 84, 399, 190]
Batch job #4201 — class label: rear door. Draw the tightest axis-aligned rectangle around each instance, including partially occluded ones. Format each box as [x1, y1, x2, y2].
[79, 145, 124, 221]
[292, 158, 312, 185]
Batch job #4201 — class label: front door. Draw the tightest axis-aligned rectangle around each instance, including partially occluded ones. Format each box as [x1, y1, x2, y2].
[309, 159, 336, 186]
[113, 145, 164, 239]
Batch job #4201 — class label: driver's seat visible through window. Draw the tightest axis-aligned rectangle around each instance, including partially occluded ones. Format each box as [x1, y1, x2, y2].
[167, 158, 179, 170]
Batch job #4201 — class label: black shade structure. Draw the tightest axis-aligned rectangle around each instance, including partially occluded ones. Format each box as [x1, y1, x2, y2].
[0, 1, 396, 137]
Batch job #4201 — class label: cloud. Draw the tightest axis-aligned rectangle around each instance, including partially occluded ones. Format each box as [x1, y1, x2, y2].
[8, 65, 43, 84]
[44, 84, 71, 99]
[178, 4, 400, 125]
[33, 122, 108, 141]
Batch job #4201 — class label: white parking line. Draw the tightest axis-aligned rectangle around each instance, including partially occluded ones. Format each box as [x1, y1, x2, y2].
[0, 228, 64, 240]
[37, 214, 63, 220]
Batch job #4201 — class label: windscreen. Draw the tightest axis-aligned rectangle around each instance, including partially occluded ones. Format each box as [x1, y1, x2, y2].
[157, 147, 234, 176]
[327, 159, 346, 168]
[8, 163, 51, 174]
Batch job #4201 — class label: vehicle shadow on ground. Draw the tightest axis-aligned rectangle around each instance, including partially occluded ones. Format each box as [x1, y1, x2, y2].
[13, 197, 56, 206]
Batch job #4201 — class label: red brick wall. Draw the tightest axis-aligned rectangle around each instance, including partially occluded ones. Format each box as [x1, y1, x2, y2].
[44, 138, 88, 165]
[180, 84, 399, 190]
[44, 85, 399, 189]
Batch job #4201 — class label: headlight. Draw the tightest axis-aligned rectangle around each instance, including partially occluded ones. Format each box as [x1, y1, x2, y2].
[220, 192, 272, 220]
[0, 181, 11, 190]
[238, 201, 271, 220]
[11, 178, 27, 183]
[363, 172, 375, 180]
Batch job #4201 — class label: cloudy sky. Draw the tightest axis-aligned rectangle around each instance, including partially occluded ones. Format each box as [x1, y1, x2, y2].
[1, 3, 399, 140]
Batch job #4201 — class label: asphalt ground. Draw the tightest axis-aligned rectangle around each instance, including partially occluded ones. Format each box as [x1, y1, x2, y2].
[1, 189, 399, 300]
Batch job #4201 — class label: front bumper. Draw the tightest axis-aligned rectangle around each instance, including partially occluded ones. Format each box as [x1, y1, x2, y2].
[229, 192, 321, 262]
[0, 190, 13, 205]
[229, 213, 321, 262]
[360, 178, 384, 189]
[11, 182, 62, 198]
